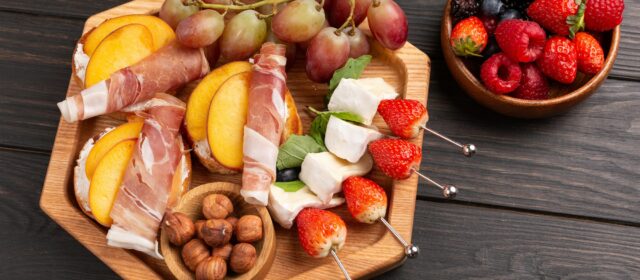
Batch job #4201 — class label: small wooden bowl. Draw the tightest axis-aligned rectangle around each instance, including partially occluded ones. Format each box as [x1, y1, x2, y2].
[160, 182, 276, 280]
[441, 0, 620, 118]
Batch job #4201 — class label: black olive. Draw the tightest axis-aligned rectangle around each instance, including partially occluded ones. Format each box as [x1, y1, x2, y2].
[276, 168, 300, 182]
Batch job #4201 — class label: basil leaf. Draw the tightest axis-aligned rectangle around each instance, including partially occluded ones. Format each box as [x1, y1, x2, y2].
[308, 107, 364, 148]
[274, 180, 306, 192]
[326, 55, 372, 101]
[276, 135, 326, 170]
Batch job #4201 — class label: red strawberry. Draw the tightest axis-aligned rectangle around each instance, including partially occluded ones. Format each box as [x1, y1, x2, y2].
[527, 0, 579, 36]
[494, 19, 546, 62]
[574, 32, 604, 75]
[480, 53, 522, 95]
[450, 16, 488, 57]
[585, 0, 624, 32]
[296, 208, 347, 258]
[342, 176, 388, 224]
[368, 139, 421, 180]
[537, 36, 578, 84]
[377, 99, 428, 139]
[512, 64, 550, 100]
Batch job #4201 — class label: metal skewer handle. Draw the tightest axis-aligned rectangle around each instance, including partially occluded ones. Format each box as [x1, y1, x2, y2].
[421, 125, 476, 157]
[379, 217, 419, 258]
[330, 249, 352, 280]
[412, 168, 458, 199]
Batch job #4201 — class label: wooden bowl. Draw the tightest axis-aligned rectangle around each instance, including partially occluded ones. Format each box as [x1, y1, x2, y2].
[441, 0, 620, 118]
[160, 182, 276, 280]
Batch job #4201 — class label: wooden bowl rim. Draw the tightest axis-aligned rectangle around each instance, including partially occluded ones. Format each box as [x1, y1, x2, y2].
[160, 182, 276, 280]
[441, 0, 621, 108]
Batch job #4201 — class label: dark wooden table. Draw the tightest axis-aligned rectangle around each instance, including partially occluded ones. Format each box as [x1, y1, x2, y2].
[1, 0, 639, 279]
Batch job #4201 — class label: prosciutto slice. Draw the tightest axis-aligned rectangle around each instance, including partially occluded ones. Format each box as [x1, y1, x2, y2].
[58, 41, 208, 123]
[106, 93, 186, 258]
[241, 43, 288, 206]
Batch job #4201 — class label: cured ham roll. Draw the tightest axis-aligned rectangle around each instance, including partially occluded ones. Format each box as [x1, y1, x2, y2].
[241, 43, 288, 206]
[57, 41, 209, 123]
[106, 93, 186, 258]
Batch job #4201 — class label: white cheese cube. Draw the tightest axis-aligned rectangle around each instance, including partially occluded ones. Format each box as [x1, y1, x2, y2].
[299, 152, 373, 204]
[268, 185, 344, 229]
[328, 78, 398, 125]
[325, 116, 383, 163]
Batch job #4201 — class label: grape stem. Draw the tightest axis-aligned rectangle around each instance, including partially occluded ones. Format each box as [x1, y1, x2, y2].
[190, 0, 294, 11]
[335, 0, 355, 36]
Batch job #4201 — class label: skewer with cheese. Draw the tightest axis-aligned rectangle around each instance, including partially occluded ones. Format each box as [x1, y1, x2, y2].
[328, 78, 398, 125]
[268, 184, 344, 229]
[299, 152, 373, 204]
[325, 116, 384, 163]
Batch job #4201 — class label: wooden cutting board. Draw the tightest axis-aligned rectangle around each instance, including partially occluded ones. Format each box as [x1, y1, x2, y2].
[40, 0, 431, 278]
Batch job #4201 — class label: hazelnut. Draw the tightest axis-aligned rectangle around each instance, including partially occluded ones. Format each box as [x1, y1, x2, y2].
[195, 256, 227, 280]
[236, 215, 263, 243]
[195, 220, 206, 239]
[225, 216, 239, 232]
[202, 194, 234, 219]
[162, 212, 195, 246]
[230, 243, 257, 274]
[199, 219, 233, 247]
[182, 239, 210, 271]
[212, 243, 233, 261]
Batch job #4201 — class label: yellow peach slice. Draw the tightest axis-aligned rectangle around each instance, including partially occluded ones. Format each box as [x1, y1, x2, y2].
[83, 14, 175, 56]
[89, 140, 136, 227]
[282, 88, 304, 143]
[85, 121, 143, 179]
[207, 72, 251, 170]
[84, 24, 154, 88]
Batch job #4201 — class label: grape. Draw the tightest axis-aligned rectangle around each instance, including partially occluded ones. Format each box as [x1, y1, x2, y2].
[328, 0, 372, 28]
[272, 0, 326, 43]
[297, 20, 330, 51]
[204, 40, 221, 67]
[159, 0, 199, 29]
[367, 0, 407, 50]
[305, 27, 350, 82]
[176, 10, 225, 48]
[345, 27, 370, 58]
[220, 10, 267, 61]
[203, 0, 239, 20]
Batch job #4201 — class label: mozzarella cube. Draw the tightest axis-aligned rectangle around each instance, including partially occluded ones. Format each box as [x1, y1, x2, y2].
[325, 116, 383, 163]
[299, 152, 373, 204]
[268, 184, 344, 229]
[328, 78, 398, 125]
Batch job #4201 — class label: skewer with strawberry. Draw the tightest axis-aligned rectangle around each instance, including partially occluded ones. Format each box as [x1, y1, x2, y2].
[342, 176, 420, 258]
[377, 99, 477, 157]
[296, 208, 351, 280]
[369, 138, 458, 198]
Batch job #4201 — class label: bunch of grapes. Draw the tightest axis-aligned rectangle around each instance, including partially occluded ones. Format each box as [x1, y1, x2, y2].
[160, 0, 408, 82]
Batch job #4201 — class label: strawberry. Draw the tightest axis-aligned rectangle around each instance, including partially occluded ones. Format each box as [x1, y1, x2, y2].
[480, 53, 522, 94]
[450, 16, 488, 57]
[574, 32, 604, 75]
[512, 64, 550, 100]
[527, 0, 579, 36]
[296, 208, 347, 258]
[368, 139, 422, 180]
[377, 99, 428, 139]
[494, 19, 546, 62]
[342, 176, 388, 224]
[537, 36, 578, 84]
[584, 0, 624, 32]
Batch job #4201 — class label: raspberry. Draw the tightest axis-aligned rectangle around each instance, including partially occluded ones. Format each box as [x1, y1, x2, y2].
[495, 19, 546, 62]
[512, 64, 549, 100]
[480, 53, 522, 95]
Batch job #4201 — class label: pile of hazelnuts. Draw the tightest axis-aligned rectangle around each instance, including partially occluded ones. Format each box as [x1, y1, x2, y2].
[162, 193, 263, 280]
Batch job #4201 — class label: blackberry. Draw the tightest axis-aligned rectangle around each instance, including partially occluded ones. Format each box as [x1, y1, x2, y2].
[502, 0, 533, 16]
[451, 0, 480, 21]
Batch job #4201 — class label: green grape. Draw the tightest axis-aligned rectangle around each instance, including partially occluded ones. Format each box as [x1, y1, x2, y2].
[220, 10, 268, 61]
[159, 0, 199, 29]
[272, 0, 326, 43]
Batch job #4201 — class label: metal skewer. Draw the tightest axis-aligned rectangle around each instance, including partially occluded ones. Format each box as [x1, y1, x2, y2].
[411, 168, 458, 199]
[330, 249, 352, 280]
[420, 125, 476, 157]
[379, 217, 419, 258]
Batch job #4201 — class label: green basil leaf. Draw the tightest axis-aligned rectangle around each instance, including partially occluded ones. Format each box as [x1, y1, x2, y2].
[326, 55, 372, 101]
[308, 107, 364, 148]
[274, 180, 306, 192]
[276, 135, 326, 170]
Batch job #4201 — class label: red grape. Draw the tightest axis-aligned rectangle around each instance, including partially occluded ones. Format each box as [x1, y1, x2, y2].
[204, 40, 220, 67]
[305, 27, 350, 82]
[345, 27, 370, 58]
[220, 10, 267, 61]
[328, 0, 372, 28]
[367, 0, 407, 50]
[176, 10, 225, 48]
[272, 0, 326, 43]
[159, 0, 199, 29]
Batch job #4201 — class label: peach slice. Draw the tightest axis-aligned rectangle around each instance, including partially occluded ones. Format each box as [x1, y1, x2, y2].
[89, 140, 136, 227]
[282, 88, 304, 143]
[85, 121, 143, 179]
[83, 14, 175, 56]
[84, 24, 154, 88]
[207, 72, 252, 170]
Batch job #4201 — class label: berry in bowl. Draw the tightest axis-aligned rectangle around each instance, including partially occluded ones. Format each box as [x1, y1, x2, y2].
[442, 0, 622, 118]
